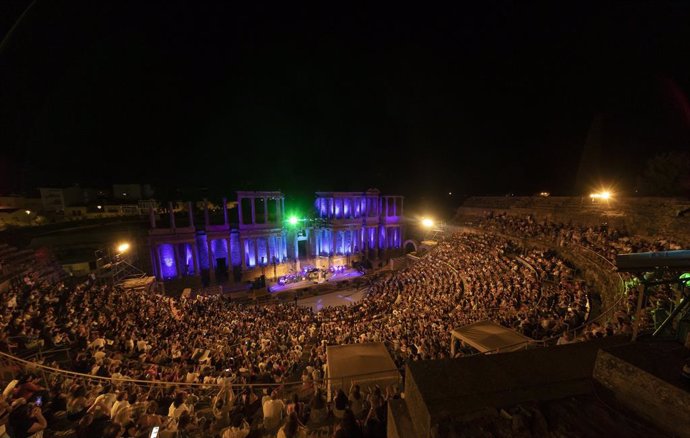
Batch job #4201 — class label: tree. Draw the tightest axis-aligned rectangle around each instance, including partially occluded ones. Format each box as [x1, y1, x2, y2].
[638, 151, 690, 197]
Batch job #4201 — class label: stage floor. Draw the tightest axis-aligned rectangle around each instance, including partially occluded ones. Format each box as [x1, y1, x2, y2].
[297, 286, 368, 311]
[268, 268, 363, 293]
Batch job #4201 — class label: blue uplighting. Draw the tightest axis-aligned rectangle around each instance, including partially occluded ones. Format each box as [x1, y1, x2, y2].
[257, 238, 268, 265]
[184, 244, 194, 274]
[245, 239, 256, 267]
[196, 234, 210, 270]
[230, 233, 241, 266]
[159, 244, 177, 279]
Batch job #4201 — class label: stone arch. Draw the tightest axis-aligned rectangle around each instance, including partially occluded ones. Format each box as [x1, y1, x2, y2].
[403, 239, 418, 254]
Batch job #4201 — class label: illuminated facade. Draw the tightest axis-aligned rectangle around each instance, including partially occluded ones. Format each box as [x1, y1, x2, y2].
[147, 189, 403, 283]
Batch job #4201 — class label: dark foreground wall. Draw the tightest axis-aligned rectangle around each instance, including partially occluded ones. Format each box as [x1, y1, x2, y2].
[404, 337, 628, 438]
[593, 342, 690, 438]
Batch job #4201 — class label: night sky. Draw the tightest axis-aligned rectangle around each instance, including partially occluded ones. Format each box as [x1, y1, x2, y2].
[1, 1, 690, 210]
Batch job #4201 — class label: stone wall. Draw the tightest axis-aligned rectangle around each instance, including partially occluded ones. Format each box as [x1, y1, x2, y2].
[593, 348, 690, 437]
[455, 196, 690, 243]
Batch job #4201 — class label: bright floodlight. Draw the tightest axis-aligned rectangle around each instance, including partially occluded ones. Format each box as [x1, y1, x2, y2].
[288, 216, 299, 225]
[590, 190, 613, 200]
[117, 242, 130, 253]
[421, 218, 434, 228]
[25, 210, 31, 215]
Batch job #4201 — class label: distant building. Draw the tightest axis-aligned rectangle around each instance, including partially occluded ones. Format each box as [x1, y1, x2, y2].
[112, 184, 154, 201]
[39, 186, 87, 212]
[64, 206, 88, 217]
[103, 204, 140, 216]
[138, 199, 159, 213]
[0, 195, 42, 212]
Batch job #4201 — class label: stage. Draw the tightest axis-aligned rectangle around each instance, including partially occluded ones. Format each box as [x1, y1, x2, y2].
[267, 268, 364, 293]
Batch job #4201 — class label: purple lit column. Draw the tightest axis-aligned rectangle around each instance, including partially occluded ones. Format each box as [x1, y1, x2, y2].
[207, 238, 214, 270]
[239, 237, 246, 269]
[264, 198, 268, 223]
[192, 242, 199, 274]
[330, 230, 335, 256]
[173, 244, 182, 278]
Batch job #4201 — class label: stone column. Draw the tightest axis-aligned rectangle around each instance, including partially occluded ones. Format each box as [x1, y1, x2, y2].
[238, 196, 244, 226]
[204, 199, 210, 228]
[207, 238, 214, 270]
[192, 242, 199, 275]
[264, 197, 268, 224]
[168, 202, 176, 230]
[276, 198, 282, 224]
[174, 244, 182, 278]
[254, 238, 259, 268]
[188, 202, 194, 228]
[239, 237, 246, 269]
[149, 208, 156, 228]
[330, 230, 335, 256]
[223, 197, 228, 226]
[250, 198, 256, 224]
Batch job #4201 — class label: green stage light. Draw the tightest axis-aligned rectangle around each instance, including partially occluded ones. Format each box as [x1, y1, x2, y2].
[288, 216, 299, 225]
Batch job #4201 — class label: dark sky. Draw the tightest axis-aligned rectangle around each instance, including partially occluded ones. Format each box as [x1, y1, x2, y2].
[2, 1, 690, 209]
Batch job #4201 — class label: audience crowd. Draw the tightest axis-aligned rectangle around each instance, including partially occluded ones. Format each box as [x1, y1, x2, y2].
[0, 214, 682, 437]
